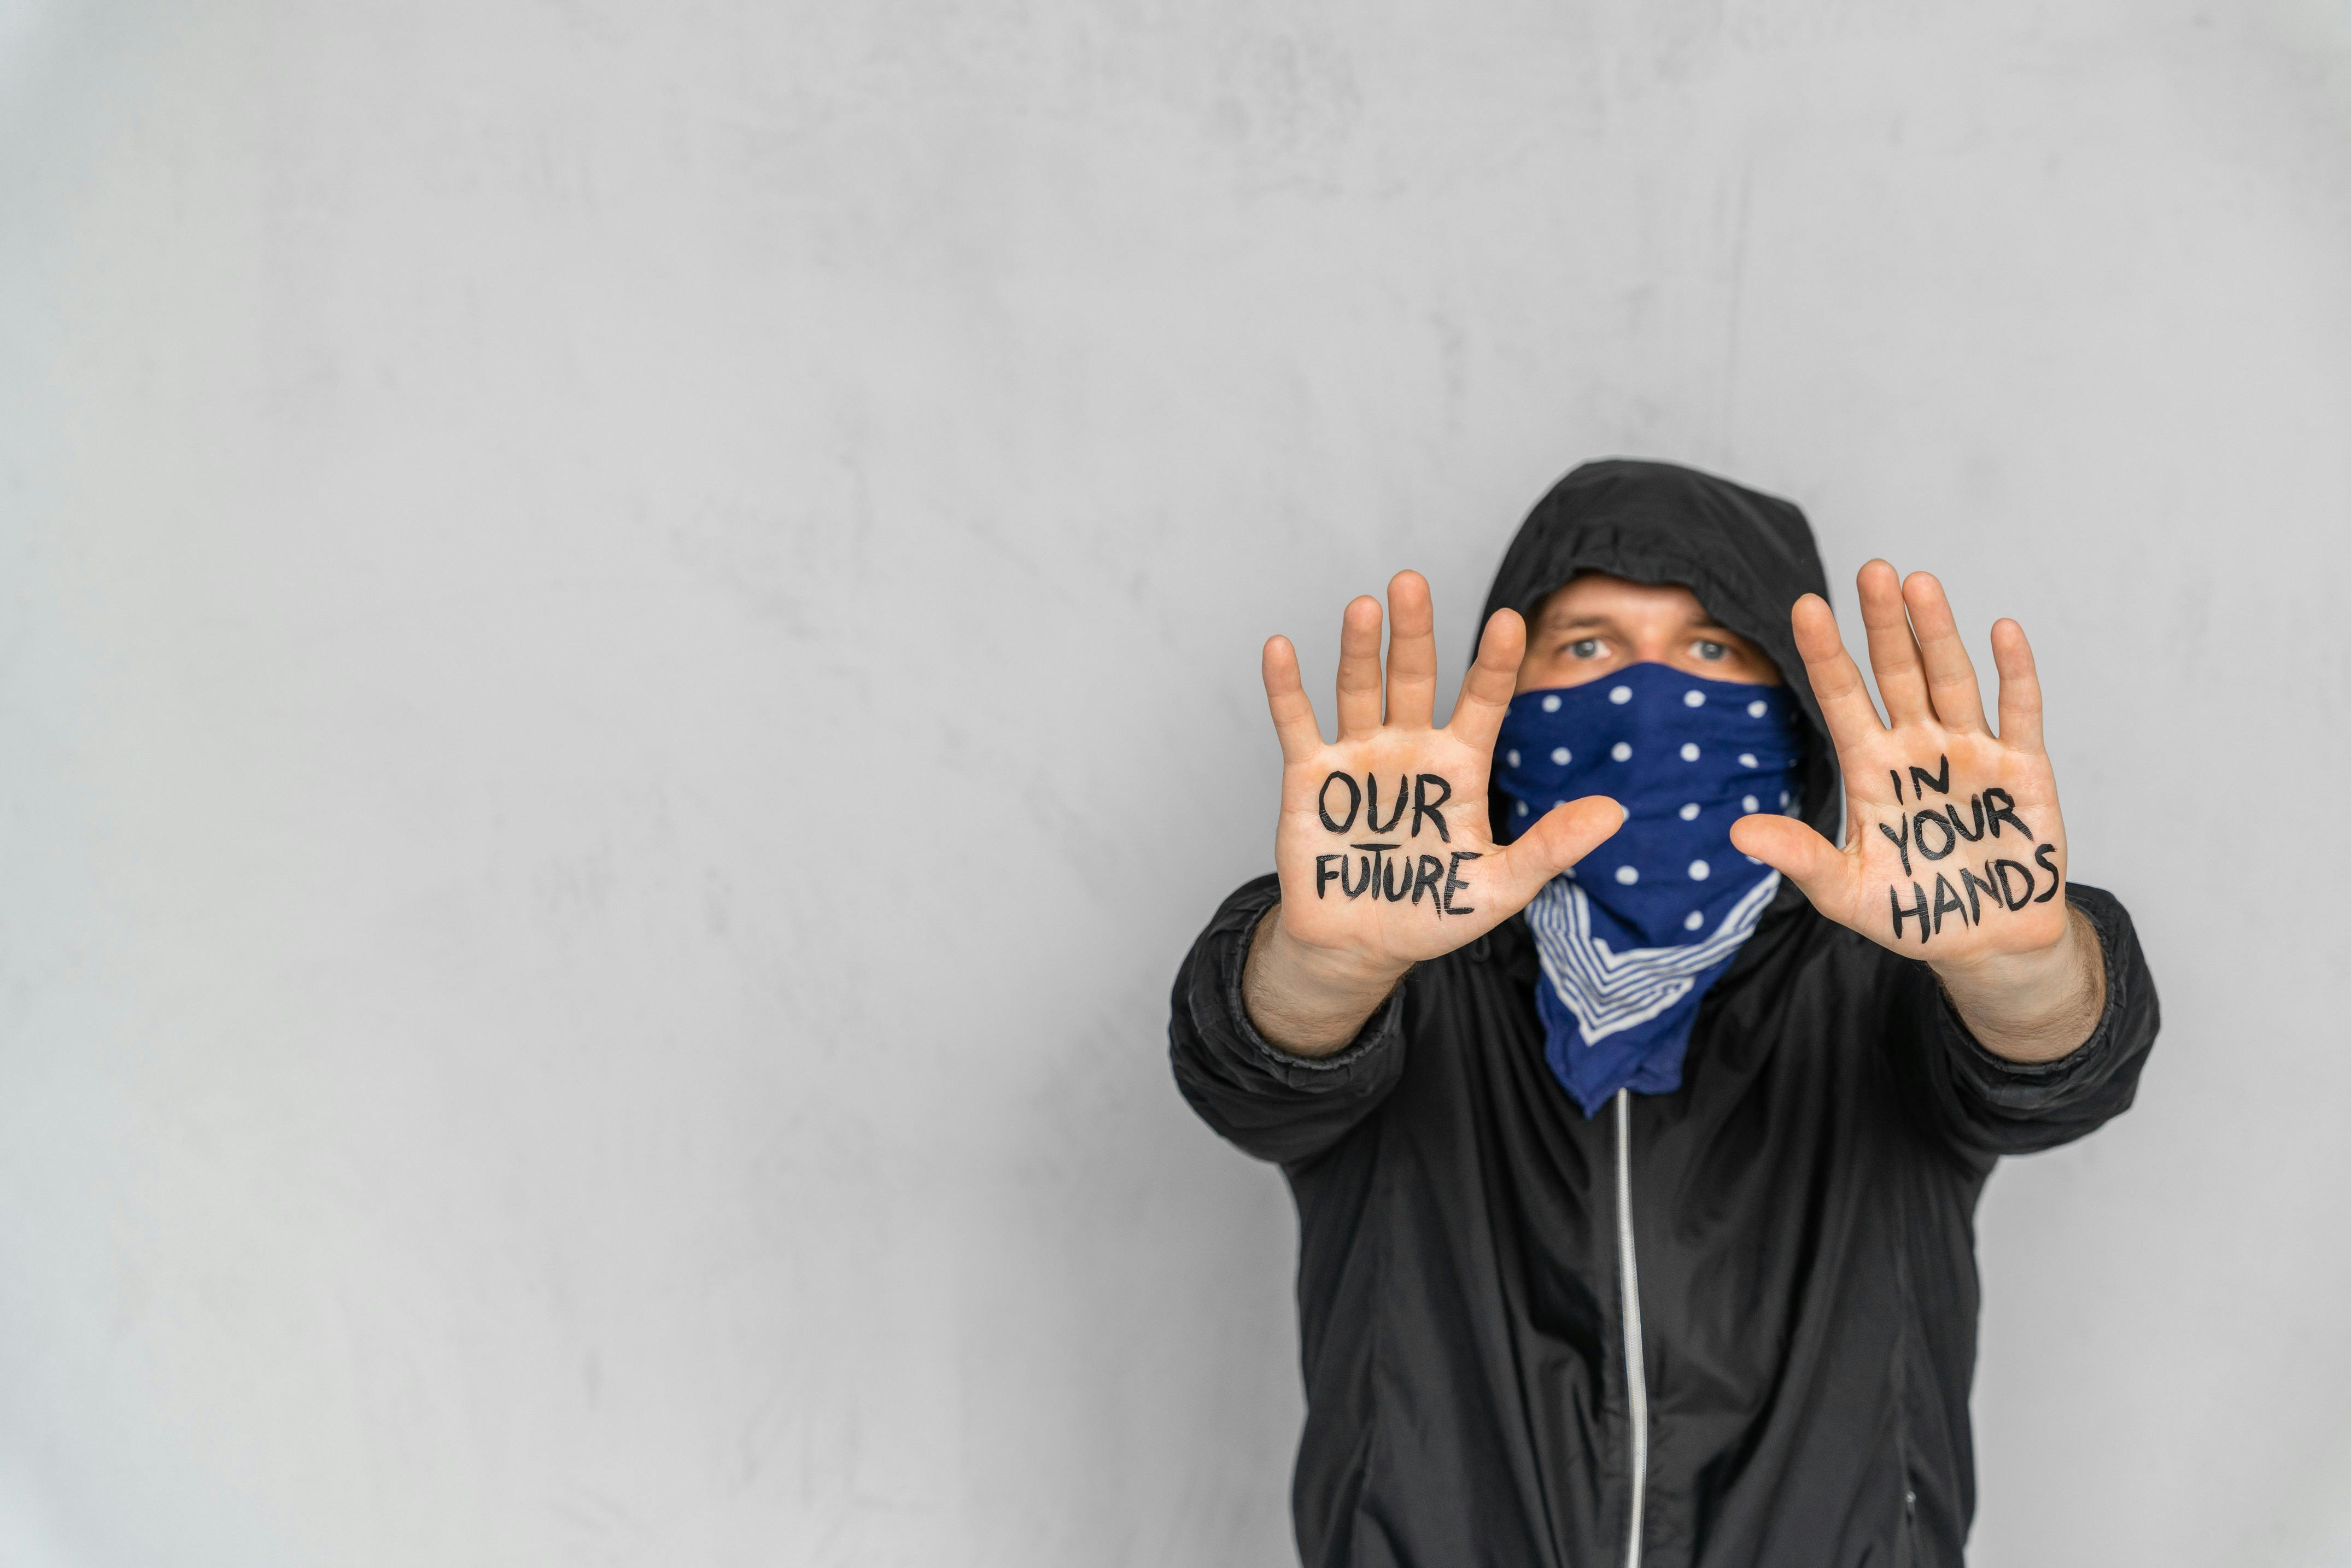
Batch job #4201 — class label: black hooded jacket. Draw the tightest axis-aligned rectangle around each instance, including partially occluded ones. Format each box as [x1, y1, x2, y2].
[1168, 461, 2159, 1567]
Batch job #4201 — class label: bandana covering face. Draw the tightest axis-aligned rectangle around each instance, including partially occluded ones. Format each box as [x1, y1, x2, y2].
[1494, 662, 1808, 1116]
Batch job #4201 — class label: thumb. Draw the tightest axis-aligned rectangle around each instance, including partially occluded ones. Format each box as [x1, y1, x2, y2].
[1727, 814, 1846, 914]
[1492, 796, 1627, 912]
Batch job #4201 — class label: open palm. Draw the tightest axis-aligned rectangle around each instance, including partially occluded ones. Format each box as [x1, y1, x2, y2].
[1729, 561, 2071, 962]
[1262, 572, 1626, 972]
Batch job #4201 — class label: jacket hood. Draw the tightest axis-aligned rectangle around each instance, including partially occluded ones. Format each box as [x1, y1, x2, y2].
[1478, 459, 1843, 883]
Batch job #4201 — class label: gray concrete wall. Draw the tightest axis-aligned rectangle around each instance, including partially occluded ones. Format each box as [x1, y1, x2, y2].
[1, 1, 2346, 1563]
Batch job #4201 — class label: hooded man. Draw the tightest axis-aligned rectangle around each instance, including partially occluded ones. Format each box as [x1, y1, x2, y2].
[1168, 460, 2159, 1568]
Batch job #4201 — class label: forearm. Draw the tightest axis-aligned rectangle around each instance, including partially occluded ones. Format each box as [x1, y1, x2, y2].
[1931, 900, 2108, 1064]
[1241, 904, 1412, 1058]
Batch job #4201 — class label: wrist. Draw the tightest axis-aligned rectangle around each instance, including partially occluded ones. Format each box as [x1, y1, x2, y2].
[1928, 914, 2081, 995]
[1262, 904, 1414, 996]
[1931, 902, 2107, 1064]
[1242, 903, 1411, 1058]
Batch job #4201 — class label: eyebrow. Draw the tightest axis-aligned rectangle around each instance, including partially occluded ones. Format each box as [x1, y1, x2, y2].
[1539, 612, 1742, 637]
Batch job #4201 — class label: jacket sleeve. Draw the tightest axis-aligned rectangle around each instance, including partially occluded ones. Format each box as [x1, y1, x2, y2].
[1900, 882, 2160, 1162]
[1167, 874, 1412, 1167]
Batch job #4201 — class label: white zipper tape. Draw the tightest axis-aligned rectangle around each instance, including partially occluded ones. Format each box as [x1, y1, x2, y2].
[1615, 1087, 1649, 1568]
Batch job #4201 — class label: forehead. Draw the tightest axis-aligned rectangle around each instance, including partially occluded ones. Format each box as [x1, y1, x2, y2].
[1533, 573, 1715, 626]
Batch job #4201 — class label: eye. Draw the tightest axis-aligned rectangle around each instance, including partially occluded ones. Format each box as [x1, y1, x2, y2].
[1567, 637, 1604, 659]
[1692, 640, 1729, 662]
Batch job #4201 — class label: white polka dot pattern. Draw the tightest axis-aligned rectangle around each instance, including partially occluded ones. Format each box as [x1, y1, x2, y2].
[1487, 663, 1804, 1050]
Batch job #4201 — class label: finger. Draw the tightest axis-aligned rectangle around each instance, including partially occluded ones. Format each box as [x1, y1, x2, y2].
[1991, 617, 2044, 753]
[1444, 608, 1526, 752]
[1902, 572, 1989, 734]
[1790, 593, 1887, 756]
[1383, 570, 1438, 729]
[1260, 635, 1324, 763]
[1334, 595, 1384, 741]
[1857, 559, 1932, 727]
[1490, 796, 1627, 911]
[1727, 815, 1849, 919]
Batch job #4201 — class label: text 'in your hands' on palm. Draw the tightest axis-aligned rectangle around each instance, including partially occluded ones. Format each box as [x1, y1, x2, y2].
[1875, 753, 2061, 944]
[1726, 560, 2072, 967]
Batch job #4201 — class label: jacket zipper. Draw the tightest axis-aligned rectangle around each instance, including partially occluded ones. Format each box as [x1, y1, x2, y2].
[1615, 1088, 1648, 1568]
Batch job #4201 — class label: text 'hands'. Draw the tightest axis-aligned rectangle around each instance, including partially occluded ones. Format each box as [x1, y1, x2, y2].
[1874, 753, 2062, 944]
[1727, 561, 2071, 968]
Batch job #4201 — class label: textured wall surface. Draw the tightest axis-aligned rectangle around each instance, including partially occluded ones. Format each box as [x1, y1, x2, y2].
[2, 2, 2347, 1564]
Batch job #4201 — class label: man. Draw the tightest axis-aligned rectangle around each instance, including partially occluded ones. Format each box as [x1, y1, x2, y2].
[1168, 460, 2158, 1567]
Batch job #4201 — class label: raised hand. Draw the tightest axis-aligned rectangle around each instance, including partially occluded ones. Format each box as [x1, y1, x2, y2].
[1729, 561, 2077, 976]
[1258, 572, 1626, 993]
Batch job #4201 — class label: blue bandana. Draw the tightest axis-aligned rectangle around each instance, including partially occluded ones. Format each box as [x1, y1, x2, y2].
[1494, 663, 1807, 1116]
